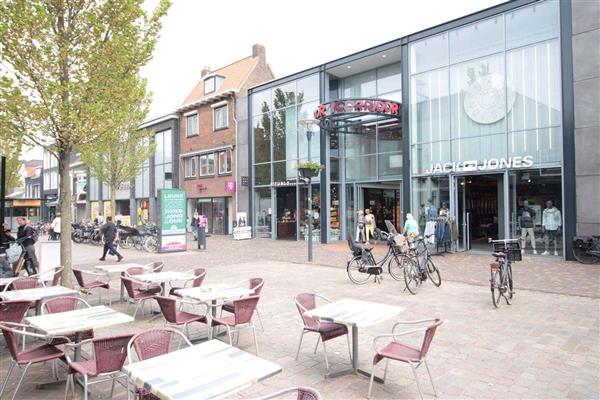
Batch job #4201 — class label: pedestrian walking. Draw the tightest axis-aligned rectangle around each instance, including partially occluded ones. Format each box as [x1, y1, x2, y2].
[191, 211, 199, 241]
[98, 216, 123, 262]
[51, 213, 61, 240]
[16, 217, 39, 272]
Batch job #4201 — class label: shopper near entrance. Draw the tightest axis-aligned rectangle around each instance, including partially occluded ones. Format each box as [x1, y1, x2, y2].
[16, 217, 39, 272]
[519, 200, 537, 254]
[99, 216, 123, 262]
[51, 213, 61, 240]
[542, 200, 562, 256]
[403, 213, 420, 238]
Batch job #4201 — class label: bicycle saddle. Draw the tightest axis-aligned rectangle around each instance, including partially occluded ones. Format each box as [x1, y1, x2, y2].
[492, 252, 506, 258]
[359, 243, 375, 251]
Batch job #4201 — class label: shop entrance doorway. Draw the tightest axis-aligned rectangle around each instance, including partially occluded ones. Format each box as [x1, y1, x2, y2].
[455, 174, 505, 252]
[358, 184, 402, 233]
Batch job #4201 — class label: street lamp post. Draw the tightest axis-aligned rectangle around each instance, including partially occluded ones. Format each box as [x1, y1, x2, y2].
[299, 118, 320, 263]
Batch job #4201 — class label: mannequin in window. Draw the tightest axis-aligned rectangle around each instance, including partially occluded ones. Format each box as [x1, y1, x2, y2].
[542, 200, 561, 256]
[439, 202, 449, 218]
[355, 210, 366, 243]
[418, 204, 427, 233]
[426, 200, 438, 221]
[364, 208, 376, 243]
[519, 200, 537, 254]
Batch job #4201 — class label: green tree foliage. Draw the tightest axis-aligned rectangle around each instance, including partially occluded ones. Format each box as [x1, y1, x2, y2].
[0, 0, 171, 285]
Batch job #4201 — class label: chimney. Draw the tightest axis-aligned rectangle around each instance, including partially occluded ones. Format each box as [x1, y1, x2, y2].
[252, 44, 266, 64]
[201, 66, 211, 78]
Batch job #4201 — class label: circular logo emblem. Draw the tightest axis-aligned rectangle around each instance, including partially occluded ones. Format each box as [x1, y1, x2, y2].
[464, 74, 515, 124]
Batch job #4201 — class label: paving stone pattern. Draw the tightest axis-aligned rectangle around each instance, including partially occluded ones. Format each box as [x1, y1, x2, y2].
[0, 236, 598, 399]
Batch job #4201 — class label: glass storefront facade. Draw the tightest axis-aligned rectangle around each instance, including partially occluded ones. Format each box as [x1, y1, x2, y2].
[248, 0, 570, 258]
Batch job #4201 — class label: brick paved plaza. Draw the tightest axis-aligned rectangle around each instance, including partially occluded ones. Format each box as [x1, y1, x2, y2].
[1, 236, 598, 399]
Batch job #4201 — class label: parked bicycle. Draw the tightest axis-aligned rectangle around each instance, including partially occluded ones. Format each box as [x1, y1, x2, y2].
[400, 234, 442, 295]
[489, 238, 520, 308]
[346, 229, 417, 285]
[572, 235, 600, 264]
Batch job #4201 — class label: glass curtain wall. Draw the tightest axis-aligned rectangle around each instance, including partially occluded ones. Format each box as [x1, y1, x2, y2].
[252, 74, 320, 239]
[410, 1, 562, 201]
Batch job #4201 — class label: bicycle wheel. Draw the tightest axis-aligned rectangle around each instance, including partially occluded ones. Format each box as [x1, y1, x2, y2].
[425, 257, 442, 287]
[403, 257, 421, 295]
[573, 246, 600, 264]
[347, 256, 371, 285]
[507, 263, 514, 300]
[387, 255, 405, 281]
[491, 268, 502, 308]
[144, 236, 159, 253]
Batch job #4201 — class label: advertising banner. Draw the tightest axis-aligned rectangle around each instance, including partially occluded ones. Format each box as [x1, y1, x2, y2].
[158, 189, 187, 253]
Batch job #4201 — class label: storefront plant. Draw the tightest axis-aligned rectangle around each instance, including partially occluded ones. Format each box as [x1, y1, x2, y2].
[296, 161, 322, 179]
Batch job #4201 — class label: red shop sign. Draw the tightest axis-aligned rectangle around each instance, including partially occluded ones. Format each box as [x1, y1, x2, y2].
[225, 181, 236, 193]
[196, 183, 208, 192]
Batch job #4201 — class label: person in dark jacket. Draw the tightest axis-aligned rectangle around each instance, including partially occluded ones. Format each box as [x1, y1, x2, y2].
[99, 216, 123, 262]
[16, 217, 39, 272]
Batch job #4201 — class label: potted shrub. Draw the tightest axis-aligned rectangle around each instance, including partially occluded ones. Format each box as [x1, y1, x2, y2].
[296, 161, 322, 179]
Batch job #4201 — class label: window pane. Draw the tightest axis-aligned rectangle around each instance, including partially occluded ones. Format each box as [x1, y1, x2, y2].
[507, 40, 561, 132]
[410, 68, 450, 144]
[163, 130, 172, 163]
[343, 70, 376, 98]
[411, 141, 451, 174]
[208, 154, 215, 175]
[205, 77, 215, 94]
[377, 62, 402, 94]
[452, 133, 507, 163]
[298, 101, 320, 161]
[273, 107, 297, 161]
[253, 114, 271, 163]
[218, 152, 225, 174]
[345, 125, 376, 156]
[297, 74, 319, 103]
[410, 33, 448, 74]
[379, 152, 403, 177]
[273, 161, 297, 185]
[215, 106, 228, 130]
[345, 155, 376, 181]
[450, 53, 506, 137]
[506, 0, 559, 49]
[254, 163, 271, 185]
[155, 132, 164, 165]
[508, 127, 562, 166]
[272, 82, 296, 109]
[252, 90, 271, 115]
[449, 16, 503, 64]
[377, 122, 403, 153]
[187, 114, 198, 135]
[254, 187, 272, 238]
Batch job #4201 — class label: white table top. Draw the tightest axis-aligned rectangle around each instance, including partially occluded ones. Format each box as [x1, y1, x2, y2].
[94, 263, 148, 273]
[136, 271, 195, 284]
[25, 305, 134, 336]
[303, 298, 405, 328]
[123, 339, 282, 400]
[0, 285, 78, 302]
[175, 283, 253, 303]
[0, 277, 19, 287]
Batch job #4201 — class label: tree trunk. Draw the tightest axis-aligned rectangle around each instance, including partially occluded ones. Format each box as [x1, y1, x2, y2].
[111, 185, 117, 222]
[58, 149, 73, 288]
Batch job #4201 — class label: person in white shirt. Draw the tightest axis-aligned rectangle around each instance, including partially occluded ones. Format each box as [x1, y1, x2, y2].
[542, 200, 562, 256]
[51, 214, 61, 240]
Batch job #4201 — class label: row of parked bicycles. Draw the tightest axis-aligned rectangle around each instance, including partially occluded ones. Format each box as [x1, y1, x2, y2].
[70, 221, 159, 253]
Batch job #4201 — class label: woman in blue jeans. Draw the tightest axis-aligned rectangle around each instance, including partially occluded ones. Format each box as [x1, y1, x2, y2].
[191, 211, 199, 241]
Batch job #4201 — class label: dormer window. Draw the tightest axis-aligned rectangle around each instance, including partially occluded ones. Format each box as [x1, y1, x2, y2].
[204, 77, 216, 94]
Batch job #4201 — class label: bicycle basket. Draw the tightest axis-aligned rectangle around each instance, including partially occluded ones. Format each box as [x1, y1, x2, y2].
[493, 241, 522, 262]
[393, 234, 409, 254]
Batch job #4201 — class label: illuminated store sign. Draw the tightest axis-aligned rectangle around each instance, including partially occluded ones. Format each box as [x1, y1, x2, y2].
[314, 99, 400, 119]
[424, 155, 534, 174]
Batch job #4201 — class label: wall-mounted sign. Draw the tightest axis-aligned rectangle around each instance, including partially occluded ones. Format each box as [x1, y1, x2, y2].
[314, 98, 400, 120]
[225, 180, 236, 192]
[196, 183, 207, 192]
[241, 176, 249, 187]
[464, 74, 516, 125]
[424, 155, 534, 175]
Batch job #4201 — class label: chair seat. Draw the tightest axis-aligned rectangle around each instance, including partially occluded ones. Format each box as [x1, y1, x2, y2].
[373, 341, 421, 365]
[68, 359, 98, 376]
[83, 281, 109, 290]
[306, 322, 348, 341]
[133, 285, 161, 299]
[174, 311, 206, 325]
[211, 315, 236, 327]
[49, 329, 94, 346]
[221, 301, 234, 314]
[138, 387, 160, 400]
[16, 344, 65, 365]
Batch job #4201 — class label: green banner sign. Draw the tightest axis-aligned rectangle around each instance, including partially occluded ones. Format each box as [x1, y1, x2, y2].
[159, 189, 187, 235]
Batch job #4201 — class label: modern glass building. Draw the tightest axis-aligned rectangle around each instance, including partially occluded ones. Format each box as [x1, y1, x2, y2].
[247, 0, 581, 259]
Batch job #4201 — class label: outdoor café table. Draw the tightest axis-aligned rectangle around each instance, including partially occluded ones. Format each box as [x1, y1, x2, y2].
[0, 285, 79, 314]
[175, 283, 254, 338]
[25, 305, 134, 361]
[0, 276, 18, 288]
[123, 339, 282, 400]
[303, 298, 404, 382]
[135, 271, 195, 296]
[94, 263, 149, 302]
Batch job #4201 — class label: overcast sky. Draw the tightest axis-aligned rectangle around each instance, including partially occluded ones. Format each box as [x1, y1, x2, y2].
[26, 0, 505, 160]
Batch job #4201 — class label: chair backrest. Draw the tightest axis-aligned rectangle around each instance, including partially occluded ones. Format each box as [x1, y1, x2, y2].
[294, 293, 317, 330]
[249, 277, 264, 295]
[419, 318, 444, 358]
[42, 296, 91, 314]
[94, 334, 135, 374]
[10, 276, 39, 290]
[121, 276, 141, 298]
[0, 300, 32, 324]
[126, 267, 146, 276]
[0, 322, 20, 360]
[148, 262, 164, 273]
[72, 268, 86, 287]
[297, 387, 321, 400]
[233, 295, 260, 325]
[51, 266, 64, 286]
[127, 328, 191, 364]
[154, 296, 178, 323]
[192, 268, 206, 288]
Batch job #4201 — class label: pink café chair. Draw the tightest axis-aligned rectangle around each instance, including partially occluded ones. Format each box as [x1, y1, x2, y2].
[169, 267, 206, 297]
[121, 276, 161, 318]
[367, 318, 444, 400]
[64, 333, 134, 400]
[41, 296, 94, 344]
[256, 387, 322, 400]
[294, 293, 352, 377]
[144, 261, 164, 273]
[125, 266, 147, 276]
[126, 328, 192, 400]
[37, 265, 64, 286]
[73, 268, 111, 305]
[154, 295, 208, 341]
[6, 276, 41, 291]
[211, 295, 260, 355]
[0, 300, 32, 350]
[221, 277, 264, 330]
